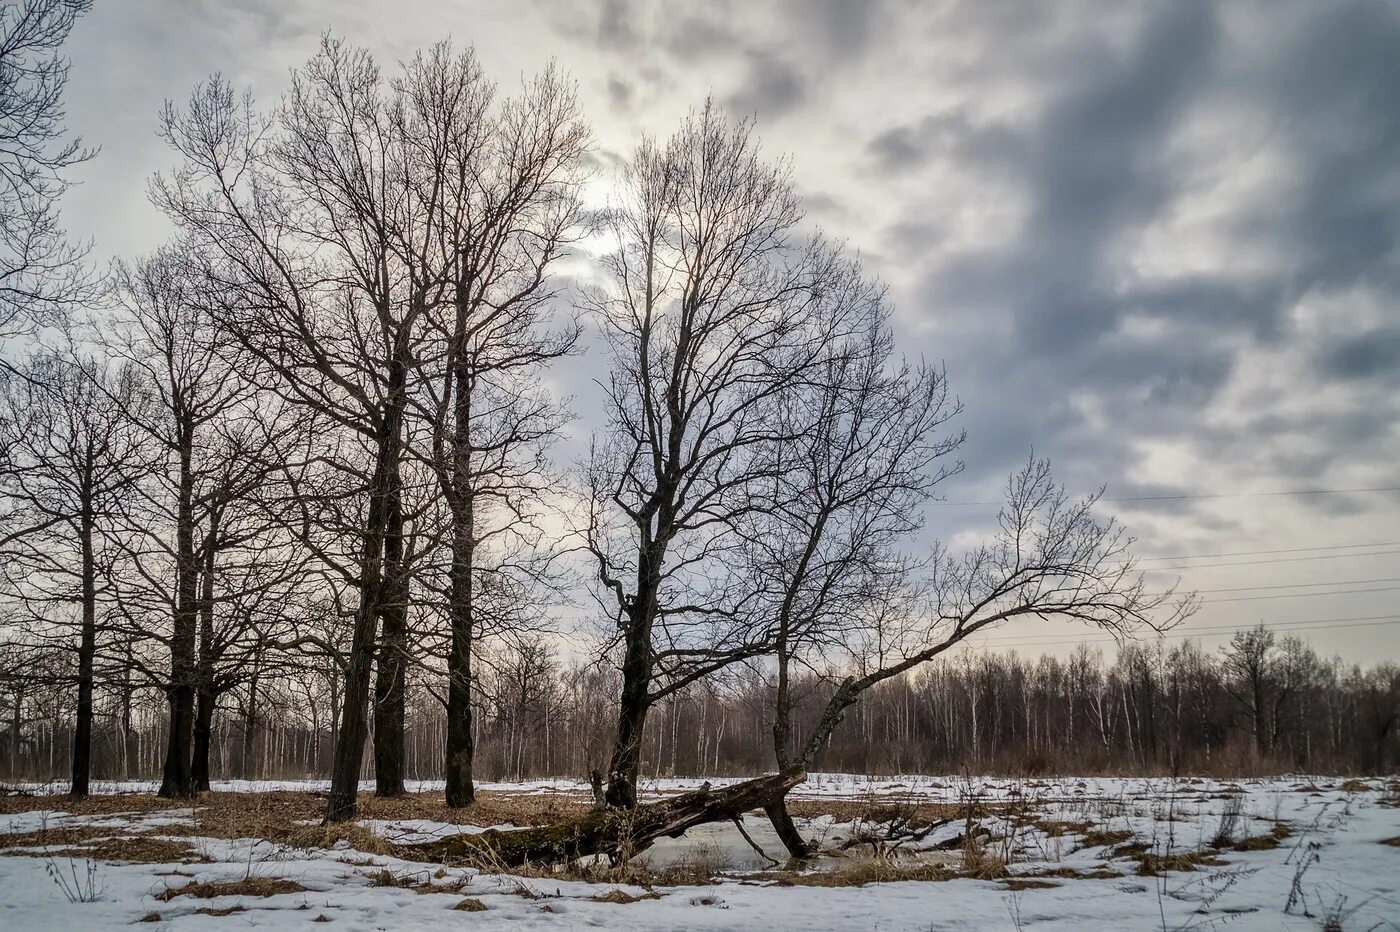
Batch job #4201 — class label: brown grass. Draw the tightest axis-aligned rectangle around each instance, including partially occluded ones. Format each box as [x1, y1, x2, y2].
[1024, 866, 1122, 880]
[1003, 878, 1059, 890]
[591, 888, 662, 904]
[1231, 823, 1292, 852]
[1339, 779, 1373, 793]
[1128, 850, 1227, 876]
[154, 876, 309, 901]
[43, 836, 208, 864]
[1034, 820, 1093, 838]
[0, 825, 111, 851]
[778, 859, 960, 887]
[1079, 829, 1135, 849]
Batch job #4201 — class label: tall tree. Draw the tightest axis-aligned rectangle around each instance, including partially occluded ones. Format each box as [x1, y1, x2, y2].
[584, 102, 842, 807]
[404, 45, 587, 808]
[0, 0, 95, 337]
[0, 348, 143, 796]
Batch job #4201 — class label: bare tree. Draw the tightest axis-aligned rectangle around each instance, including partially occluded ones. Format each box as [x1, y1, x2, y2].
[104, 248, 260, 797]
[0, 0, 96, 337]
[763, 457, 1196, 855]
[0, 347, 144, 795]
[737, 261, 964, 850]
[583, 102, 847, 807]
[401, 45, 588, 807]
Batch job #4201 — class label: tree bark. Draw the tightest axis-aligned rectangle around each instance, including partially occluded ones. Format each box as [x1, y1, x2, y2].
[325, 351, 406, 823]
[403, 769, 806, 866]
[192, 688, 215, 791]
[373, 469, 407, 798]
[70, 506, 96, 798]
[159, 438, 200, 799]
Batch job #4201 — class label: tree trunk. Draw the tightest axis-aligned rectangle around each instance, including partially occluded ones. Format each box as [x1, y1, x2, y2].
[403, 769, 806, 866]
[444, 515, 476, 807]
[325, 355, 405, 823]
[192, 516, 219, 792]
[192, 688, 215, 791]
[159, 439, 200, 799]
[70, 507, 96, 798]
[373, 469, 407, 798]
[605, 538, 667, 808]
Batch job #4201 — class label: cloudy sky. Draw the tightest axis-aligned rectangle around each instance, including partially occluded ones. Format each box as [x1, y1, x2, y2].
[58, 0, 1400, 663]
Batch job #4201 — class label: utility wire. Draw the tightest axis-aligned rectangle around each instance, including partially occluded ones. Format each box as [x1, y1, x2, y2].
[1144, 548, 1400, 571]
[961, 614, 1400, 649]
[933, 485, 1400, 507]
[1138, 541, 1400, 562]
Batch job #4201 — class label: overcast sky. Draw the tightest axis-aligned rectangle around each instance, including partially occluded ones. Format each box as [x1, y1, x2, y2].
[57, 0, 1400, 663]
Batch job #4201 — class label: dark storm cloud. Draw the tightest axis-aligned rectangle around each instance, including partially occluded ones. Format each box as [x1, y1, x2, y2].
[876, 0, 1400, 507]
[723, 53, 806, 119]
[1319, 329, 1400, 383]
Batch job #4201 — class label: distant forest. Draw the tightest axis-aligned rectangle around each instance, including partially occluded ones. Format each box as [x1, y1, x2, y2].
[4, 628, 1395, 784]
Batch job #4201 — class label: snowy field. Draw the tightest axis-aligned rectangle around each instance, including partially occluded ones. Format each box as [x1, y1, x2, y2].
[1, 773, 1397, 931]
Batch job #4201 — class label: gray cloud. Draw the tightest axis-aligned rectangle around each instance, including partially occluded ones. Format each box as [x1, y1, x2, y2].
[45, 0, 1400, 660]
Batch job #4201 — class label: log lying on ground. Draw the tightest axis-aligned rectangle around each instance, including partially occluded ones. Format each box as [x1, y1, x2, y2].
[396, 769, 807, 867]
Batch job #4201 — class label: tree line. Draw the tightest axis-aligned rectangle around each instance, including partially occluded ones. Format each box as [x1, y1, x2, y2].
[0, 7, 1268, 853]
[3, 626, 1395, 788]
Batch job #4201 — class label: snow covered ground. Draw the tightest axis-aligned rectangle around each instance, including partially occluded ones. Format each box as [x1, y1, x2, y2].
[2, 774, 1396, 930]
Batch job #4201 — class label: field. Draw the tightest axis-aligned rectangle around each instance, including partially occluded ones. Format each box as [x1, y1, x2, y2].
[1, 775, 1397, 931]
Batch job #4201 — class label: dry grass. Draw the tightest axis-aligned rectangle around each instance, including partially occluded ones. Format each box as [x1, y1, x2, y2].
[0, 826, 112, 851]
[43, 836, 208, 864]
[1231, 823, 1292, 852]
[1128, 849, 1227, 876]
[786, 798, 999, 825]
[154, 876, 309, 901]
[1024, 866, 1122, 880]
[591, 888, 662, 904]
[1339, 779, 1373, 793]
[779, 858, 960, 888]
[0, 792, 177, 818]
[1034, 820, 1093, 838]
[1079, 828, 1135, 849]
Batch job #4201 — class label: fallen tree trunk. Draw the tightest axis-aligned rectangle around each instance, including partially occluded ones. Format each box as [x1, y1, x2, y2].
[397, 769, 806, 867]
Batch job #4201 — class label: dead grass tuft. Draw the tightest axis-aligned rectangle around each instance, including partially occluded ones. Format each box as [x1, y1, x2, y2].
[591, 888, 662, 904]
[1231, 823, 1292, 851]
[1079, 828, 1135, 849]
[284, 823, 394, 856]
[781, 858, 960, 887]
[1024, 866, 1121, 880]
[1034, 820, 1092, 838]
[1003, 878, 1059, 890]
[1129, 850, 1227, 876]
[52, 836, 209, 864]
[154, 876, 309, 901]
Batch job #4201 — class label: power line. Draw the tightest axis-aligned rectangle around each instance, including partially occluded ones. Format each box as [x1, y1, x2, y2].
[1138, 541, 1400, 562]
[961, 614, 1400, 649]
[1144, 548, 1400, 572]
[1189, 576, 1400, 594]
[1203, 585, 1400, 604]
[933, 485, 1400, 507]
